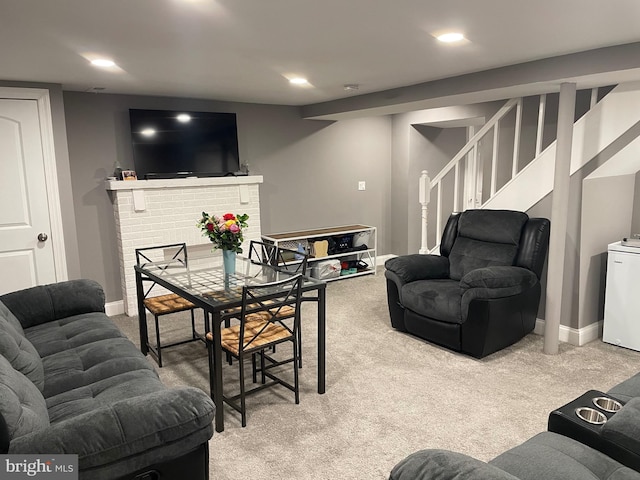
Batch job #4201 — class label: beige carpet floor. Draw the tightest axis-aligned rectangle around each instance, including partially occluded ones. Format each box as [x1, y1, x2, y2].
[111, 268, 640, 479]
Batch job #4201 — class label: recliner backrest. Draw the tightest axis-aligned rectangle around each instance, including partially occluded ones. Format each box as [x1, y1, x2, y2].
[447, 210, 529, 281]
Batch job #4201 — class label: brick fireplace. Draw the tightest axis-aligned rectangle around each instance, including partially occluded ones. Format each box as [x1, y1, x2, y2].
[107, 176, 263, 315]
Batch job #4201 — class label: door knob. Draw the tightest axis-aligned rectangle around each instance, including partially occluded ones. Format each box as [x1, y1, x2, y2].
[37, 233, 48, 242]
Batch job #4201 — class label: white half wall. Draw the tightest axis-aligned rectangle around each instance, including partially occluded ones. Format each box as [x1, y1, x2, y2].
[107, 176, 263, 315]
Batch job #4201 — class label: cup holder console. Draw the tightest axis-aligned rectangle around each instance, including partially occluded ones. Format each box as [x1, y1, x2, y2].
[548, 389, 640, 472]
[575, 406, 607, 425]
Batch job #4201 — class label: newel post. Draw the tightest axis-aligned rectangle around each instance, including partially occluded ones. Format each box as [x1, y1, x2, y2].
[419, 170, 431, 254]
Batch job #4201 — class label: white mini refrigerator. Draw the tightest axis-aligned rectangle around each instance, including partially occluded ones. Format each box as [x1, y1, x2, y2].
[603, 241, 640, 351]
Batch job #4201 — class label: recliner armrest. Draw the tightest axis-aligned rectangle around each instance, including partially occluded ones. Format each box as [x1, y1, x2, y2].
[389, 449, 519, 480]
[460, 266, 537, 291]
[460, 267, 538, 320]
[384, 255, 450, 283]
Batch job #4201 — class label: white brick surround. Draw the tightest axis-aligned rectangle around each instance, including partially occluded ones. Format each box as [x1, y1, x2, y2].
[107, 176, 263, 315]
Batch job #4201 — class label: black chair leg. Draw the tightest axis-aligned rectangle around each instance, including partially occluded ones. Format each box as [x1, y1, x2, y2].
[154, 314, 163, 367]
[207, 341, 216, 400]
[298, 327, 303, 368]
[239, 355, 247, 427]
[293, 341, 300, 404]
[252, 354, 258, 383]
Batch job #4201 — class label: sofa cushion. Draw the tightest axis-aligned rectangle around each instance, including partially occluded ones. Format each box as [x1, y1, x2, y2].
[401, 279, 463, 324]
[25, 312, 127, 358]
[390, 449, 520, 480]
[490, 431, 640, 480]
[0, 316, 44, 391]
[0, 300, 25, 336]
[39, 337, 157, 399]
[0, 354, 49, 440]
[608, 372, 640, 403]
[46, 369, 166, 423]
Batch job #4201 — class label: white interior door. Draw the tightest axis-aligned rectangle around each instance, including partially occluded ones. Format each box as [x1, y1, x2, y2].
[0, 98, 57, 294]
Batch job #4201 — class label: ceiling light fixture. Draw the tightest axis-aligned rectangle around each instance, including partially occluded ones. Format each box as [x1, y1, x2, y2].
[90, 58, 117, 68]
[436, 32, 465, 43]
[176, 113, 191, 123]
[140, 128, 156, 137]
[289, 77, 309, 86]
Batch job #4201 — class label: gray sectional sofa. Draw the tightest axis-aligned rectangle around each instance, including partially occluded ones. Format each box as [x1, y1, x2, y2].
[390, 373, 640, 480]
[0, 279, 215, 480]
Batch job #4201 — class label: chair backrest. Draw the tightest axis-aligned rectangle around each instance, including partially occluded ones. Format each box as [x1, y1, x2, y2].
[238, 274, 303, 353]
[248, 241, 308, 275]
[440, 210, 550, 281]
[135, 243, 188, 297]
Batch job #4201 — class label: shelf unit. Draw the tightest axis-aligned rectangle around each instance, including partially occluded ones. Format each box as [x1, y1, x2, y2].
[261, 224, 377, 282]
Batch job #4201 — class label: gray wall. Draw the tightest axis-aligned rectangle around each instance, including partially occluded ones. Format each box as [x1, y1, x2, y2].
[580, 174, 636, 329]
[63, 92, 391, 302]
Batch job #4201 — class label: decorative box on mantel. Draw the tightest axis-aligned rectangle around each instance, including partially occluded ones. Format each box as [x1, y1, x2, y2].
[106, 176, 263, 315]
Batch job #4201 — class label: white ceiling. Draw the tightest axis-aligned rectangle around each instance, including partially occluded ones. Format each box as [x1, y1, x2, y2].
[2, 0, 640, 106]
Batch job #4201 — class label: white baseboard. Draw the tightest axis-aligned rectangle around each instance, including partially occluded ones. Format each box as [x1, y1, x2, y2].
[376, 254, 395, 265]
[105, 300, 125, 317]
[534, 318, 603, 346]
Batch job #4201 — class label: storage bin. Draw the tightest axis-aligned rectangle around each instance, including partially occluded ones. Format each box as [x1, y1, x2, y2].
[310, 259, 341, 279]
[353, 231, 371, 248]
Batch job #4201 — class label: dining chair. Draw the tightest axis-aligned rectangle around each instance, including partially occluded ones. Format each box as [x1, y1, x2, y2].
[206, 273, 304, 427]
[135, 243, 205, 367]
[247, 240, 309, 366]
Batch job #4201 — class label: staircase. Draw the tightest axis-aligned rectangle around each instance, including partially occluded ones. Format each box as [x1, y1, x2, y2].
[423, 81, 640, 252]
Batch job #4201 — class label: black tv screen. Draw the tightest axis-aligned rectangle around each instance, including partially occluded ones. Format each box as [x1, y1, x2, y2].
[129, 109, 241, 179]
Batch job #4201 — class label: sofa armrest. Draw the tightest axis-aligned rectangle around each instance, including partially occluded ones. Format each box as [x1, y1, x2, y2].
[0, 279, 105, 329]
[602, 397, 640, 456]
[389, 450, 519, 480]
[385, 255, 450, 283]
[9, 387, 215, 470]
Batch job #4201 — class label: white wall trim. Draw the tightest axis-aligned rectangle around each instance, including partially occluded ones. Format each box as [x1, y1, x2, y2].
[105, 300, 125, 317]
[534, 318, 603, 346]
[0, 87, 68, 283]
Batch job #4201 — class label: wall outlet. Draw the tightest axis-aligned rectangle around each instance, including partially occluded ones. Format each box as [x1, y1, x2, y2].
[358, 181, 366, 191]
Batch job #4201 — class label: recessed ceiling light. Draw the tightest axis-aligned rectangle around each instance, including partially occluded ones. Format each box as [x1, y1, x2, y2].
[436, 32, 465, 43]
[140, 128, 156, 137]
[90, 58, 116, 68]
[176, 113, 191, 123]
[289, 77, 309, 85]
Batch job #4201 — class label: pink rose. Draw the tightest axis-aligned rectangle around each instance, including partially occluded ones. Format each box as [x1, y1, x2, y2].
[229, 223, 240, 233]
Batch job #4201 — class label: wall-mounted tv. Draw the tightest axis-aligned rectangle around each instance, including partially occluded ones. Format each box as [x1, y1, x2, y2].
[129, 109, 241, 179]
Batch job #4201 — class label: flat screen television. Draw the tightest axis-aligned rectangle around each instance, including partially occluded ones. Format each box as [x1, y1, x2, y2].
[129, 109, 241, 179]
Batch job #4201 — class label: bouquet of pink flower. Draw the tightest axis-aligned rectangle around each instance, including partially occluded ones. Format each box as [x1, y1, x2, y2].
[197, 212, 249, 253]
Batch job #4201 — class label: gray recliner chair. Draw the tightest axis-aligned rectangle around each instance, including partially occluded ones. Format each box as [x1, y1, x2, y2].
[385, 209, 550, 358]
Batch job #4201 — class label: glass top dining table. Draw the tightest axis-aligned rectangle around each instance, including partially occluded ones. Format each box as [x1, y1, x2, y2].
[134, 255, 327, 432]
